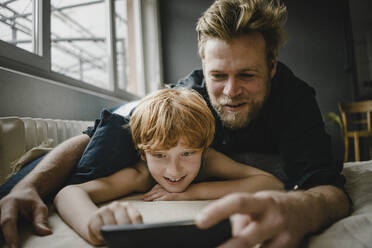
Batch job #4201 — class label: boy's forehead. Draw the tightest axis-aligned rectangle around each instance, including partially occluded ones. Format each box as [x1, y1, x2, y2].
[150, 138, 201, 151]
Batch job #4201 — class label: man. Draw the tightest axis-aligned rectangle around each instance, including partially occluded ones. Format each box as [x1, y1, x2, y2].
[0, 0, 350, 247]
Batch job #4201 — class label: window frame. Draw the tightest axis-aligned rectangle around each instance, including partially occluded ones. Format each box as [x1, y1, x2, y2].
[0, 0, 162, 100]
[0, 0, 50, 71]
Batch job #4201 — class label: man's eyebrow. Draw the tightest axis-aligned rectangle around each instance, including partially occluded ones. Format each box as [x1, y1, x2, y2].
[208, 70, 225, 74]
[208, 68, 259, 73]
[240, 67, 260, 72]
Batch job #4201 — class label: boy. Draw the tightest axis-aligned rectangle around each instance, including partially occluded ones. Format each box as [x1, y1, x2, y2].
[54, 88, 283, 245]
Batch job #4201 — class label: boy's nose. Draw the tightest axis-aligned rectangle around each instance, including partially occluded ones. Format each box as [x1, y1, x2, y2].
[166, 158, 182, 176]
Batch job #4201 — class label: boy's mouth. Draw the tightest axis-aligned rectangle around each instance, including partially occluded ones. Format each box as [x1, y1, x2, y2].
[164, 175, 186, 184]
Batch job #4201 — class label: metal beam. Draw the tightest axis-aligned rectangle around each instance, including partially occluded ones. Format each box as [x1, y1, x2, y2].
[6, 37, 124, 44]
[52, 0, 104, 12]
[0, 1, 127, 24]
[1, 0, 19, 6]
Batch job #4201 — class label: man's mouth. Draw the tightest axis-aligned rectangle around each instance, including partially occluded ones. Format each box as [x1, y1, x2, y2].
[164, 175, 186, 184]
[226, 103, 246, 107]
[223, 102, 247, 111]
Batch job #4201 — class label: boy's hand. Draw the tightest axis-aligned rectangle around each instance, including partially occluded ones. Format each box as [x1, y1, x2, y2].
[86, 201, 143, 245]
[143, 184, 188, 201]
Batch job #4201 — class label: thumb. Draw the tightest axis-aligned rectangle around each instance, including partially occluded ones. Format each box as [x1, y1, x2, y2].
[32, 203, 52, 236]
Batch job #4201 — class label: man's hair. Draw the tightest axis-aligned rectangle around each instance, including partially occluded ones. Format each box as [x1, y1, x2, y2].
[196, 0, 287, 62]
[130, 88, 215, 155]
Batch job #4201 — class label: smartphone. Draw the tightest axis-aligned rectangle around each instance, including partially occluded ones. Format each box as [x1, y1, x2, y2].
[101, 218, 231, 248]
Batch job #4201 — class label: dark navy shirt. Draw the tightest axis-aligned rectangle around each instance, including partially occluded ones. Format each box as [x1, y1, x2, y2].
[85, 62, 345, 190]
[171, 62, 345, 190]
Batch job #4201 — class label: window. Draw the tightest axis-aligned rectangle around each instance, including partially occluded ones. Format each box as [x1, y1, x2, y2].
[0, 0, 162, 99]
[115, 0, 129, 91]
[0, 0, 35, 54]
[50, 0, 110, 89]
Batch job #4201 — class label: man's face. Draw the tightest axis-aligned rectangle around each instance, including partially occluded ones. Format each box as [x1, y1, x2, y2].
[202, 32, 277, 129]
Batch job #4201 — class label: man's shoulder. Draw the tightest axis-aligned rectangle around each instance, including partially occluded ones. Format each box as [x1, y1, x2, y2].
[270, 62, 316, 109]
[273, 62, 315, 96]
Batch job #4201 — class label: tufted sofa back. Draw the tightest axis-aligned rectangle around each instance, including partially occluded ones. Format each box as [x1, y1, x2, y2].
[0, 117, 93, 185]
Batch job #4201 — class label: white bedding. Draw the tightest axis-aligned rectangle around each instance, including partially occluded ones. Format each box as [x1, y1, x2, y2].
[1, 161, 372, 248]
[308, 161, 372, 248]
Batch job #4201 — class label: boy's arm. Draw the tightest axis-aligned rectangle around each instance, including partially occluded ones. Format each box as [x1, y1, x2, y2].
[54, 162, 152, 244]
[144, 149, 283, 201]
[184, 149, 283, 199]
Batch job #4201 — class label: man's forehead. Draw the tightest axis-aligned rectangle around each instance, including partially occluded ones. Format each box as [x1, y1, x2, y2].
[204, 33, 266, 53]
[202, 34, 267, 72]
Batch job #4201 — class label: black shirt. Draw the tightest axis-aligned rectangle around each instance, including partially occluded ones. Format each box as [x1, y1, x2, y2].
[171, 62, 345, 190]
[86, 62, 345, 190]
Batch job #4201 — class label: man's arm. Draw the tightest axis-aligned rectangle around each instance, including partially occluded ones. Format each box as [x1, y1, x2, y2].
[0, 134, 90, 248]
[196, 186, 350, 248]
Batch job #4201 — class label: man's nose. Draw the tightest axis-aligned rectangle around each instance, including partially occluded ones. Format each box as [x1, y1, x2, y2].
[223, 77, 242, 97]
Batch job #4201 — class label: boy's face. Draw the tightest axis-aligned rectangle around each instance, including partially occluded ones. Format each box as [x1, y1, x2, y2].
[144, 139, 203, 193]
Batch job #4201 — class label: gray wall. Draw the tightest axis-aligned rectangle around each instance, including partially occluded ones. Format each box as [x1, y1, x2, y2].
[280, 0, 353, 113]
[159, 0, 214, 84]
[159, 0, 354, 160]
[349, 0, 372, 99]
[0, 68, 122, 121]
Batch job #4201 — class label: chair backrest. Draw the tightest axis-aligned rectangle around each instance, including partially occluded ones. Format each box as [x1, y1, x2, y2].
[338, 100, 372, 133]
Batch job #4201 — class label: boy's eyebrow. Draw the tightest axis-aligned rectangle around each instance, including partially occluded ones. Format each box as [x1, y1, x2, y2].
[182, 148, 202, 151]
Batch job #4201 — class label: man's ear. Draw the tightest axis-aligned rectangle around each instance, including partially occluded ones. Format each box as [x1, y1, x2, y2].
[270, 60, 277, 79]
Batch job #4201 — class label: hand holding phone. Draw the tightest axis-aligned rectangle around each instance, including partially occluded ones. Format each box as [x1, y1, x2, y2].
[101, 218, 231, 248]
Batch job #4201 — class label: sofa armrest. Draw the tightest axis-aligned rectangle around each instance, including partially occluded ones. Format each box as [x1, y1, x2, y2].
[0, 117, 26, 185]
[0, 117, 94, 185]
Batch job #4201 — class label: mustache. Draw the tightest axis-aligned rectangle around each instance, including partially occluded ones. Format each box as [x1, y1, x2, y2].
[217, 96, 248, 105]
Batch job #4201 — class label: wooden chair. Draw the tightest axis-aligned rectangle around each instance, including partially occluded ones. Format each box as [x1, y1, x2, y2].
[338, 100, 372, 161]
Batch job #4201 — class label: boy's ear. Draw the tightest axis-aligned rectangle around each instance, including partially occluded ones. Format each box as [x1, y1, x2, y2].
[141, 153, 146, 161]
[202, 148, 208, 161]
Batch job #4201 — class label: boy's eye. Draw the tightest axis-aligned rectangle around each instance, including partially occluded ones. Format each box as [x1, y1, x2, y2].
[152, 153, 165, 158]
[182, 151, 195, 157]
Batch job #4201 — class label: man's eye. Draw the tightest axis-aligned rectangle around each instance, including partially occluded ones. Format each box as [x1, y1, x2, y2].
[211, 74, 226, 80]
[240, 73, 253, 78]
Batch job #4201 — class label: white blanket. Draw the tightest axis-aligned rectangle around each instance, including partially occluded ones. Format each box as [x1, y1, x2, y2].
[1, 161, 372, 248]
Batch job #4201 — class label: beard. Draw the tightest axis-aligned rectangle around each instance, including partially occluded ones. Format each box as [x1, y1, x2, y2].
[208, 79, 270, 130]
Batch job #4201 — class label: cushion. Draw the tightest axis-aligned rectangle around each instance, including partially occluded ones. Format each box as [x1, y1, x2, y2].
[307, 161, 372, 247]
[67, 109, 140, 185]
[113, 100, 140, 116]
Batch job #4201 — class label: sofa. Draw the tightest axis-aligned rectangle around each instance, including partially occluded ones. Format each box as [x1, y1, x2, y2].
[0, 117, 93, 185]
[0, 114, 372, 248]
